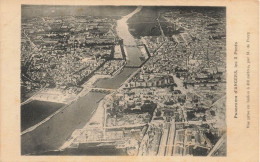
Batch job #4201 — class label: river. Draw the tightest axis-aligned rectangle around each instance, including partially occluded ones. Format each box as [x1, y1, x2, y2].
[21, 7, 143, 155]
[116, 6, 142, 46]
[116, 6, 144, 67]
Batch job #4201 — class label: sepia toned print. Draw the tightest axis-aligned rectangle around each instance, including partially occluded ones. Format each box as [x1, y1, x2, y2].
[20, 5, 227, 156]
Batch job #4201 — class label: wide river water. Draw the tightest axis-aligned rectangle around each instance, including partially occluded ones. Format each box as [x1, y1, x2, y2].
[116, 6, 143, 67]
[21, 7, 142, 155]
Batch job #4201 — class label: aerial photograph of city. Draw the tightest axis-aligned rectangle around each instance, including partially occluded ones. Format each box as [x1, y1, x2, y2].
[21, 5, 226, 156]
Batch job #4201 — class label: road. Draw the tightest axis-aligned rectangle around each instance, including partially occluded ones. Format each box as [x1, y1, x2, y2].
[104, 123, 147, 129]
[156, 15, 165, 37]
[157, 124, 169, 156]
[165, 121, 176, 156]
